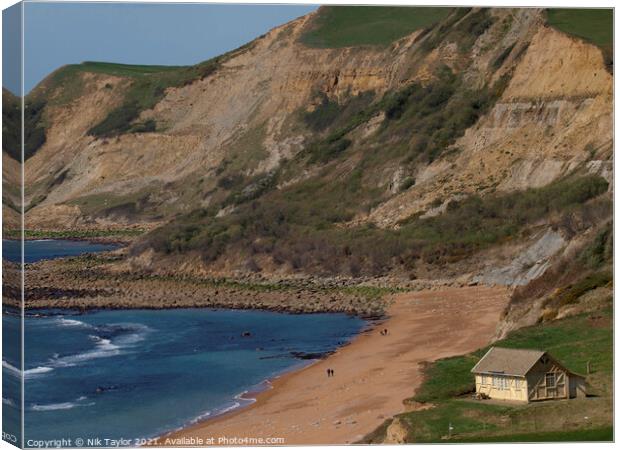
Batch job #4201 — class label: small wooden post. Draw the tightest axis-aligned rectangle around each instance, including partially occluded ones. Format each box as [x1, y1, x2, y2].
[586, 360, 591, 374]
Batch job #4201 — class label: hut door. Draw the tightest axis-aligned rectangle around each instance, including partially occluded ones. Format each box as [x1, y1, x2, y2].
[545, 371, 566, 398]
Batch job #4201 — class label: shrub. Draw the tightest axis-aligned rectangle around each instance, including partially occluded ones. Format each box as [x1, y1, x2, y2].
[89, 100, 141, 137]
[303, 94, 342, 131]
[137, 171, 609, 277]
[217, 174, 244, 190]
[381, 64, 502, 163]
[580, 223, 613, 269]
[492, 42, 516, 70]
[400, 177, 416, 192]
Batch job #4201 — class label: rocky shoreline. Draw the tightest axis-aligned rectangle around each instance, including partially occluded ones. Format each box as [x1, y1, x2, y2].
[3, 241, 485, 317]
[4, 250, 392, 317]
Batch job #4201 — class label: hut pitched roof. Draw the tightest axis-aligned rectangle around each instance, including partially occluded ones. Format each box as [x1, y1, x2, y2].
[471, 347, 545, 376]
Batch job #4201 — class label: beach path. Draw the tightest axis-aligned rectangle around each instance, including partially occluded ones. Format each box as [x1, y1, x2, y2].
[162, 286, 510, 445]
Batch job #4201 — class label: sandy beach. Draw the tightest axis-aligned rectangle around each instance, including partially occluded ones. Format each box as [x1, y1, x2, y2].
[159, 285, 510, 446]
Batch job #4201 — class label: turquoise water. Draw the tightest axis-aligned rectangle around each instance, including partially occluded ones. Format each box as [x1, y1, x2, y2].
[1, 239, 366, 447]
[4, 309, 364, 446]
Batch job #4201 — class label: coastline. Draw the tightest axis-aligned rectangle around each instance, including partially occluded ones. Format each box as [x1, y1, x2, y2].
[8, 250, 392, 316]
[169, 360, 320, 437]
[165, 321, 379, 439]
[158, 285, 510, 446]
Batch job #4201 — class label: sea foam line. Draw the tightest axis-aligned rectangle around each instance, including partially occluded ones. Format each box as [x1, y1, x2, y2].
[50, 336, 122, 368]
[2, 360, 54, 378]
[30, 396, 94, 412]
[55, 317, 94, 329]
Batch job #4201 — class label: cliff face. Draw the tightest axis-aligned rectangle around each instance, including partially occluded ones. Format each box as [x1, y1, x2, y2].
[14, 9, 514, 227]
[5, 8, 613, 308]
[21, 11, 423, 229]
[367, 24, 613, 226]
[18, 8, 611, 230]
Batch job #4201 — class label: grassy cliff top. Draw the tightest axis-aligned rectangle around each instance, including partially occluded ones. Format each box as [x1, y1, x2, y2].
[299, 6, 451, 48]
[546, 8, 613, 67]
[55, 61, 188, 78]
[546, 8, 613, 50]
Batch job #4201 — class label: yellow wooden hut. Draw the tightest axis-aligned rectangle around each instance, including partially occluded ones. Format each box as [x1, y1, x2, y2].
[471, 347, 587, 403]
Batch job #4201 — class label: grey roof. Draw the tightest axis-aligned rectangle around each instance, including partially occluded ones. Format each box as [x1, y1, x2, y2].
[471, 347, 545, 376]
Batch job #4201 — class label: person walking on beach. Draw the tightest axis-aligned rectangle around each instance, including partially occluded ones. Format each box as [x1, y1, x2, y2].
[326, 368, 331, 377]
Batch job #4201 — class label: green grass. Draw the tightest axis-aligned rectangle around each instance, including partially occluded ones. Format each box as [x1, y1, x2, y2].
[485, 310, 613, 379]
[452, 426, 613, 442]
[376, 308, 613, 443]
[411, 355, 481, 403]
[546, 9, 613, 67]
[547, 9, 612, 49]
[299, 6, 451, 48]
[76, 61, 187, 77]
[411, 308, 612, 405]
[48, 61, 187, 86]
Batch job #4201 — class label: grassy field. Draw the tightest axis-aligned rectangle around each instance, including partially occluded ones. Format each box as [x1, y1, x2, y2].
[299, 6, 451, 48]
[452, 426, 613, 443]
[546, 9, 613, 66]
[52, 61, 187, 82]
[363, 306, 613, 443]
[75, 61, 187, 77]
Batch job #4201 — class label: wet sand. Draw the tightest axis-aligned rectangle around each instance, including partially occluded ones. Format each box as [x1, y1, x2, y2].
[160, 286, 510, 446]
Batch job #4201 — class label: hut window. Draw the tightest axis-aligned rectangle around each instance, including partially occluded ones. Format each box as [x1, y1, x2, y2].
[492, 376, 508, 390]
[515, 378, 521, 389]
[545, 372, 556, 387]
[481, 375, 487, 385]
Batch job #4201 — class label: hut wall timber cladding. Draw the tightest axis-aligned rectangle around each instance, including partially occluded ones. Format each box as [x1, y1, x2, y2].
[471, 347, 587, 403]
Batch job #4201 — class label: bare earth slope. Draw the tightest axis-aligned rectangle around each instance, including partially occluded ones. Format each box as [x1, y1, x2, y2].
[20, 8, 610, 235]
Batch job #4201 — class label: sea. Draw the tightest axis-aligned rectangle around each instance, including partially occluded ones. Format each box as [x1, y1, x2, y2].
[2, 240, 366, 446]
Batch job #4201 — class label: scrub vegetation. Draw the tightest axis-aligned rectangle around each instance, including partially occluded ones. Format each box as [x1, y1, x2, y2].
[137, 173, 608, 277]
